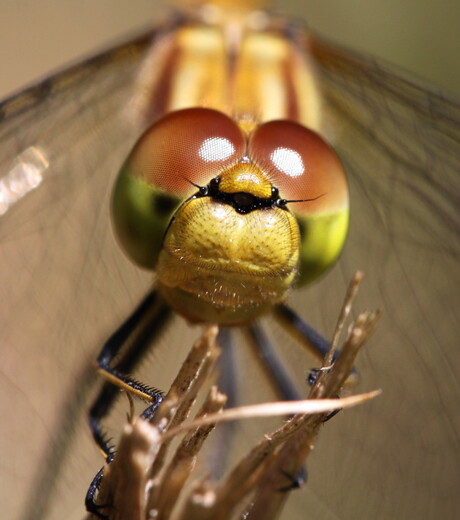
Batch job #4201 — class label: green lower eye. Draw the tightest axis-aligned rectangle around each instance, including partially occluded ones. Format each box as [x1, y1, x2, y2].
[296, 208, 349, 286]
[111, 166, 180, 270]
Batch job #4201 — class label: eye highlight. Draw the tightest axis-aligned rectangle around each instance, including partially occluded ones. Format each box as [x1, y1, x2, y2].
[270, 147, 304, 177]
[198, 136, 237, 162]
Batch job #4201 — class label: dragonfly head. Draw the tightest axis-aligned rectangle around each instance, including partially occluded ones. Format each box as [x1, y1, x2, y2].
[111, 107, 349, 323]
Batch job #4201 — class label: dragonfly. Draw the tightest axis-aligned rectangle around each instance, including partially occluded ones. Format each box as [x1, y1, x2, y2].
[1, 1, 459, 520]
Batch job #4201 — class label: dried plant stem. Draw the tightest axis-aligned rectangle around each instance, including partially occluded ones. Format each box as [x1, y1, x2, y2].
[88, 277, 381, 520]
[244, 309, 381, 519]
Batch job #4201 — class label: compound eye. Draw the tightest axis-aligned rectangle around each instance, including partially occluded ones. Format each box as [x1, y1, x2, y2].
[248, 120, 348, 215]
[127, 107, 245, 196]
[112, 108, 245, 270]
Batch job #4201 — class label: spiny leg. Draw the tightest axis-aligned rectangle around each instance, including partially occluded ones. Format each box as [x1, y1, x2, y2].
[88, 289, 172, 459]
[86, 290, 172, 516]
[85, 468, 105, 518]
[273, 303, 331, 360]
[274, 303, 357, 428]
[274, 302, 358, 384]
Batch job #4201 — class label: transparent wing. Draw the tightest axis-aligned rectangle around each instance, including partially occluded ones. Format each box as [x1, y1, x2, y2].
[0, 30, 163, 520]
[280, 36, 460, 520]
[1, 27, 459, 520]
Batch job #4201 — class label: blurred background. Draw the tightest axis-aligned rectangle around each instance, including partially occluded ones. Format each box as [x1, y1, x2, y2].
[0, 0, 459, 99]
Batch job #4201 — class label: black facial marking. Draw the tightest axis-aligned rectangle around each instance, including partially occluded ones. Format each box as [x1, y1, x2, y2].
[193, 176, 289, 215]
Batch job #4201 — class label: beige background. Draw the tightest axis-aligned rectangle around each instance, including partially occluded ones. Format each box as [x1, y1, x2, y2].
[0, 2, 458, 520]
[0, 0, 459, 99]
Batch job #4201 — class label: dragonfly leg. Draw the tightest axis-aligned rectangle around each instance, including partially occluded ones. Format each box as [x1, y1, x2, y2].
[85, 399, 164, 518]
[273, 303, 332, 360]
[88, 288, 172, 460]
[274, 302, 358, 384]
[243, 322, 309, 488]
[244, 322, 302, 401]
[85, 468, 109, 519]
[86, 289, 172, 515]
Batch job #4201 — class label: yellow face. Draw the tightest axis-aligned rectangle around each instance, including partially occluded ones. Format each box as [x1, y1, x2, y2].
[112, 107, 349, 324]
[156, 163, 300, 324]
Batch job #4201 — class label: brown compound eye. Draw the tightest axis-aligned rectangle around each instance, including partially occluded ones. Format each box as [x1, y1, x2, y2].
[248, 120, 348, 215]
[127, 107, 246, 197]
